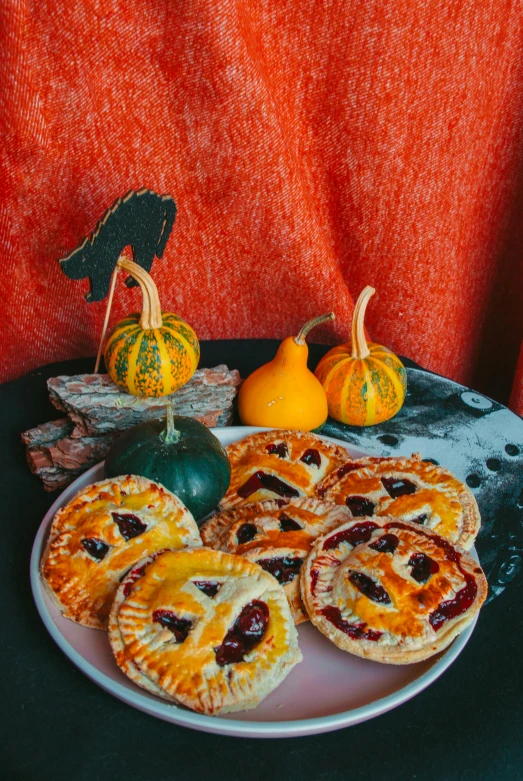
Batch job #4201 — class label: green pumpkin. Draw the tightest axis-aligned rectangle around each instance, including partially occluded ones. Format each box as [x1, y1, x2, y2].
[104, 407, 230, 522]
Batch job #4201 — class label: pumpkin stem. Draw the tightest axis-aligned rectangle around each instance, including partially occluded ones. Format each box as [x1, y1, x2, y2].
[351, 286, 375, 359]
[117, 257, 163, 330]
[295, 313, 335, 345]
[161, 402, 181, 444]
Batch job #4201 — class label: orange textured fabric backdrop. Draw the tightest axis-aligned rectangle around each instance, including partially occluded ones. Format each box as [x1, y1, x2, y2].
[1, 1, 523, 412]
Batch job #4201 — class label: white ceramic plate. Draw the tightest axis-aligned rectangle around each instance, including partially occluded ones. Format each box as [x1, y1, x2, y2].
[31, 426, 478, 738]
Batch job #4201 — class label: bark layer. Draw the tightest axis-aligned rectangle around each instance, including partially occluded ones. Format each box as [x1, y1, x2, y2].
[22, 366, 241, 491]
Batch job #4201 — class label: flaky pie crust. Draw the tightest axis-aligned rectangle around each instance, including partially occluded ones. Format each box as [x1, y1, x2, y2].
[317, 454, 481, 549]
[41, 475, 201, 629]
[201, 498, 352, 624]
[302, 516, 487, 664]
[109, 547, 302, 715]
[221, 429, 349, 510]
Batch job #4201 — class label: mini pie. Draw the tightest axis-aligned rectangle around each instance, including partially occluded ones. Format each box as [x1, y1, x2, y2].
[109, 547, 302, 715]
[302, 517, 487, 664]
[220, 429, 349, 510]
[317, 454, 481, 549]
[201, 498, 352, 624]
[41, 475, 202, 629]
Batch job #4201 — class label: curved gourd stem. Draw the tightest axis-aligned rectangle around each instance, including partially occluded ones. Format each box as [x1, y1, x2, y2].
[160, 401, 181, 444]
[117, 257, 163, 330]
[351, 286, 375, 359]
[295, 312, 335, 346]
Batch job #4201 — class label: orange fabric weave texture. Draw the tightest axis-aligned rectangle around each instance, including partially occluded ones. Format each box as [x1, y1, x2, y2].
[1, 1, 523, 412]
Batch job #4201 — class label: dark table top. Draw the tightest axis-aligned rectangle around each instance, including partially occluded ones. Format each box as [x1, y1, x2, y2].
[2, 341, 522, 781]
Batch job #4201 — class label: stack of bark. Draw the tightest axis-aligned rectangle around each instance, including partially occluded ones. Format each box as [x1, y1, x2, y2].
[22, 366, 241, 491]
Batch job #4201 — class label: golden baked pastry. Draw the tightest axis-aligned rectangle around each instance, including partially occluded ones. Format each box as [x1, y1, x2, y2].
[109, 547, 302, 715]
[220, 429, 348, 510]
[201, 498, 352, 624]
[317, 454, 480, 549]
[41, 475, 201, 629]
[301, 517, 487, 664]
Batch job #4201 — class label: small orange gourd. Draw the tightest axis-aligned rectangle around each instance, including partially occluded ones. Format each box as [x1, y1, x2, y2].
[314, 287, 406, 426]
[238, 313, 334, 431]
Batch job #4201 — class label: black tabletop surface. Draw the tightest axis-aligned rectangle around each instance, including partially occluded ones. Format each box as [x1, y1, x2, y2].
[2, 341, 522, 781]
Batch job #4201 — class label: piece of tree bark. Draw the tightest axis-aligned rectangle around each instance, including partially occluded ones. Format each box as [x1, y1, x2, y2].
[26, 430, 114, 472]
[23, 365, 241, 491]
[29, 466, 85, 493]
[21, 417, 73, 447]
[23, 421, 117, 490]
[47, 365, 241, 436]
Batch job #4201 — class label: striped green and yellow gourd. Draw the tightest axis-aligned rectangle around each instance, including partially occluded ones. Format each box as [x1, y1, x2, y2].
[314, 286, 406, 426]
[104, 258, 199, 397]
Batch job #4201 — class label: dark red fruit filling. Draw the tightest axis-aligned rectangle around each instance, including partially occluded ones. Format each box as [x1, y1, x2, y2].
[81, 538, 109, 560]
[334, 458, 388, 481]
[152, 610, 193, 643]
[408, 553, 440, 583]
[279, 512, 302, 532]
[259, 556, 303, 584]
[369, 533, 399, 554]
[381, 477, 417, 498]
[215, 600, 269, 666]
[215, 636, 245, 665]
[123, 564, 147, 596]
[337, 462, 365, 478]
[385, 522, 461, 562]
[237, 602, 269, 636]
[193, 581, 220, 597]
[345, 496, 376, 517]
[266, 442, 288, 458]
[301, 449, 321, 467]
[411, 514, 428, 525]
[429, 574, 477, 631]
[323, 521, 378, 550]
[237, 471, 300, 499]
[112, 512, 147, 540]
[236, 523, 258, 545]
[349, 572, 391, 604]
[320, 606, 382, 641]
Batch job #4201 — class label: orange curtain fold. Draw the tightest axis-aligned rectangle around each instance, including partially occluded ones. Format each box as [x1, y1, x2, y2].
[1, 1, 522, 413]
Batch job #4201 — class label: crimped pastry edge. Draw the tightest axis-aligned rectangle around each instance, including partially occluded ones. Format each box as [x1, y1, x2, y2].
[220, 429, 349, 510]
[40, 474, 201, 629]
[201, 497, 353, 624]
[301, 516, 487, 664]
[317, 454, 481, 550]
[109, 547, 303, 715]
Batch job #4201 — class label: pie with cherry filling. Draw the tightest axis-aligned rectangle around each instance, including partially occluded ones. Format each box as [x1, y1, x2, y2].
[201, 498, 352, 624]
[109, 547, 302, 715]
[301, 517, 487, 664]
[41, 475, 201, 629]
[317, 454, 480, 549]
[220, 430, 349, 510]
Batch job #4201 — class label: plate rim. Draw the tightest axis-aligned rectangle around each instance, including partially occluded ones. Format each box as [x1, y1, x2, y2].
[30, 426, 478, 738]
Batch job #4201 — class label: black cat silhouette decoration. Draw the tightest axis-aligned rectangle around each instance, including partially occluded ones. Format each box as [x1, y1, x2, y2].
[59, 189, 176, 302]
